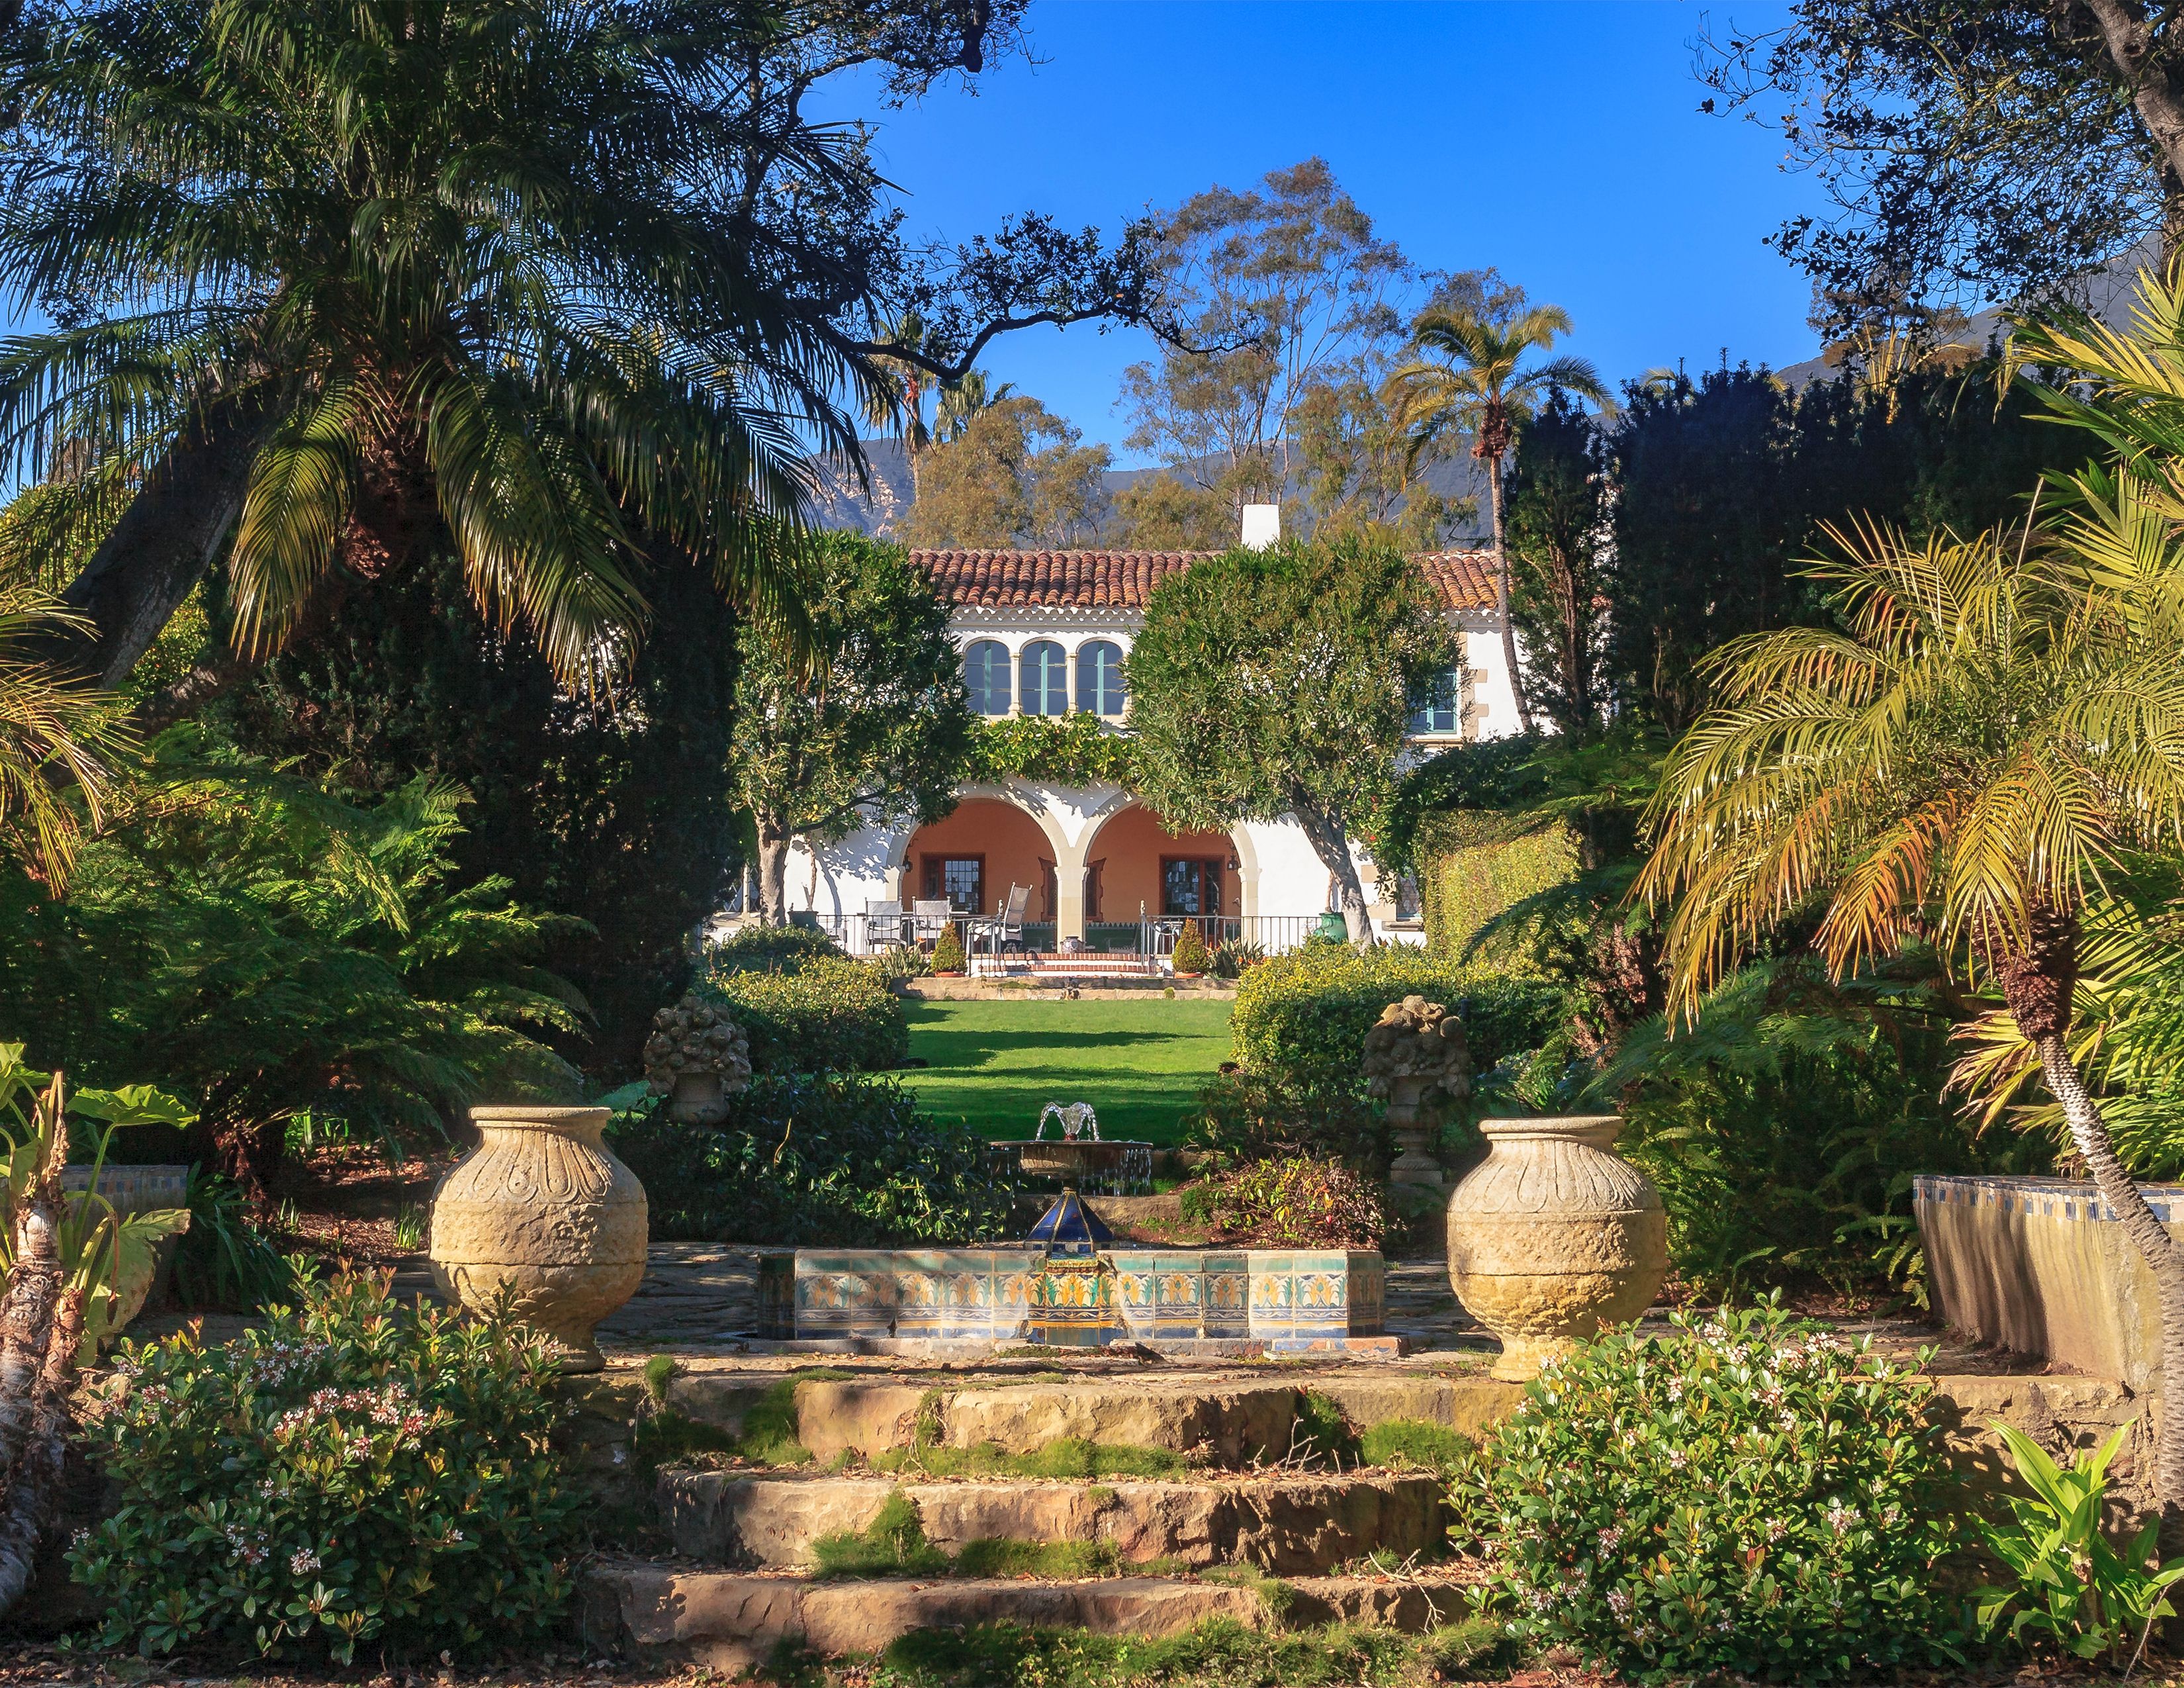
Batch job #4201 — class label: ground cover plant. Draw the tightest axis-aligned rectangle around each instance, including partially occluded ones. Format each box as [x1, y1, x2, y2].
[69, 1273, 582, 1663]
[1183, 1155, 1387, 1248]
[872, 1436, 1191, 1480]
[900, 998, 1233, 1149]
[1453, 1298, 1959, 1681]
[608, 1077, 1009, 1246]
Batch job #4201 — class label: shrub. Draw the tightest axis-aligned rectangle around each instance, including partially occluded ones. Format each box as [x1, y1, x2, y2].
[701, 954, 907, 1074]
[608, 1074, 1010, 1245]
[710, 923, 844, 974]
[1453, 1299, 1960, 1682]
[69, 1273, 581, 1663]
[1189, 1155, 1385, 1248]
[1183, 1069, 1387, 1173]
[1169, 921, 1210, 975]
[1230, 945, 1560, 1100]
[931, 922, 967, 974]
[1207, 937, 1265, 980]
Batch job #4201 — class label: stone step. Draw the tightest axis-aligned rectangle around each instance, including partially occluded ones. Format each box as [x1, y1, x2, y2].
[658, 1468, 1449, 1575]
[582, 1560, 1476, 1669]
[662, 1370, 1524, 1466]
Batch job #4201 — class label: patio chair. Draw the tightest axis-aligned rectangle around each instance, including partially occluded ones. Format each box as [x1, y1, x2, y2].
[911, 899, 954, 949]
[970, 883, 1031, 961]
[863, 899, 909, 953]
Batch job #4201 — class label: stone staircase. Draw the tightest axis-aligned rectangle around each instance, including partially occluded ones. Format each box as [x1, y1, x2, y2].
[579, 1365, 1486, 1669]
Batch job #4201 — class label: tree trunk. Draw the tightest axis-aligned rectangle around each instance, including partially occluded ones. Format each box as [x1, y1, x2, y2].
[2028, 1029, 2184, 1505]
[2069, 0, 2184, 279]
[756, 829, 793, 925]
[1486, 455, 1534, 734]
[1287, 790, 1371, 944]
[0, 1282, 82, 1617]
[0, 1096, 64, 1487]
[52, 398, 267, 686]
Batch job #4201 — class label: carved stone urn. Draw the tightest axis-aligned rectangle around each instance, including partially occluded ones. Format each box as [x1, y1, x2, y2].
[1445, 1115, 1666, 1381]
[428, 1106, 648, 1372]
[1362, 996, 1471, 1188]
[643, 995, 752, 1127]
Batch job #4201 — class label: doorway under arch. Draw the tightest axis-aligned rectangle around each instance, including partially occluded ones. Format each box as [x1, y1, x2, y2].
[901, 798, 1061, 935]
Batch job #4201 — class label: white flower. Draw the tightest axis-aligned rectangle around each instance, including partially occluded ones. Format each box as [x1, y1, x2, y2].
[290, 1548, 322, 1576]
[1666, 1448, 1688, 1471]
[1598, 1526, 1623, 1552]
[1607, 1588, 1635, 1618]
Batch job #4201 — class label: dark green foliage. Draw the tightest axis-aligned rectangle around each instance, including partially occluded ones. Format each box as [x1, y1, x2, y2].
[1601, 959, 2034, 1303]
[1504, 391, 1610, 731]
[607, 1079, 1009, 1246]
[701, 955, 909, 1075]
[168, 1170, 299, 1311]
[1454, 1300, 1962, 1681]
[218, 551, 738, 1077]
[1291, 1389, 1361, 1466]
[69, 1274, 584, 1663]
[1603, 363, 2069, 733]
[0, 751, 584, 1198]
[1228, 944, 1561, 1101]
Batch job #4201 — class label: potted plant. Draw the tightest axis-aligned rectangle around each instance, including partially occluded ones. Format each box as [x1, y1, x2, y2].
[931, 923, 967, 976]
[1170, 921, 1210, 978]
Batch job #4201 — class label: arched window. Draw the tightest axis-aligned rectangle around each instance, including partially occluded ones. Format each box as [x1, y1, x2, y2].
[1076, 640, 1126, 716]
[1019, 640, 1068, 716]
[1408, 669, 1463, 735]
[964, 641, 1011, 715]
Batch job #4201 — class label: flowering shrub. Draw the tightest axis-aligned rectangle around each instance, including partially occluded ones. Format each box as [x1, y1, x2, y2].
[1453, 1299, 1960, 1681]
[69, 1273, 582, 1662]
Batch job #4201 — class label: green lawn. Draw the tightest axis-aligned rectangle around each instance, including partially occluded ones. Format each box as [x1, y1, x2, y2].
[899, 998, 1234, 1150]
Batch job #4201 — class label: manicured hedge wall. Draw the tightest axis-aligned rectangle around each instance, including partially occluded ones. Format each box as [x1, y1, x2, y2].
[1230, 942, 1562, 1096]
[700, 953, 909, 1074]
[1418, 812, 1579, 959]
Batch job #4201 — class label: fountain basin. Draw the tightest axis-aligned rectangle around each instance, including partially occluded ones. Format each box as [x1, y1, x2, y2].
[758, 1246, 1391, 1355]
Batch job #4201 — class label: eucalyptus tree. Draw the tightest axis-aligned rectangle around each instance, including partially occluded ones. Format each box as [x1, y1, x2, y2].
[1381, 296, 1606, 732]
[0, 0, 1169, 712]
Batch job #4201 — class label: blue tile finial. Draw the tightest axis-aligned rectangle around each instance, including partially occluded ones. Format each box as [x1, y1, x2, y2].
[1026, 1186, 1113, 1257]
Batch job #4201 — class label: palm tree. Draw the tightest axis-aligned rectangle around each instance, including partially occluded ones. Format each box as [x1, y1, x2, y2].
[1634, 500, 2184, 1508]
[863, 312, 937, 502]
[936, 369, 1016, 442]
[0, 583, 129, 886]
[1380, 303, 1607, 733]
[0, 0, 897, 702]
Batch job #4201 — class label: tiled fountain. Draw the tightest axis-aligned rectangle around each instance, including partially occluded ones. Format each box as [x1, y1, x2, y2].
[758, 1188, 1393, 1356]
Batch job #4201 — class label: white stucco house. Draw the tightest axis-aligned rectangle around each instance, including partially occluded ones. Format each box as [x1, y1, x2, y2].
[775, 526, 1519, 968]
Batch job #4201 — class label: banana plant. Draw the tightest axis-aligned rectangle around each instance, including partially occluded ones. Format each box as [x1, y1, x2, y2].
[1974, 1420, 2184, 1662]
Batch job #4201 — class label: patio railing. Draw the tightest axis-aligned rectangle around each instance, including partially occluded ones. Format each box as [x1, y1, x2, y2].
[752, 908, 1338, 959]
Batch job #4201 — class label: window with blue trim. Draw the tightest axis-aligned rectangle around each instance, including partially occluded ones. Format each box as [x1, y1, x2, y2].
[1020, 640, 1068, 716]
[964, 641, 1011, 715]
[1076, 641, 1126, 716]
[1408, 669, 1463, 735]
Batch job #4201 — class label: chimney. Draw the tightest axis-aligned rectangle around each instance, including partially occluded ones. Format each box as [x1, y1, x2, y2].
[1240, 503, 1280, 551]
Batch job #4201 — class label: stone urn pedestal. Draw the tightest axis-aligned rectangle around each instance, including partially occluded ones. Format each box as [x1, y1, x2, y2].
[428, 1105, 648, 1373]
[1445, 1115, 1666, 1381]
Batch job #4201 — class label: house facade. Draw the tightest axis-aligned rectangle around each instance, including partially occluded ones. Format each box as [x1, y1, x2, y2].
[778, 539, 1518, 959]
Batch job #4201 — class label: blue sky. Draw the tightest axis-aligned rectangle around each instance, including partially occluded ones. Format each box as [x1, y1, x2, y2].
[831, 0, 1815, 465]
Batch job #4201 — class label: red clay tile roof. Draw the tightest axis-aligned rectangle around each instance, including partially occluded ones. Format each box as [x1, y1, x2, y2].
[908, 548, 1498, 613]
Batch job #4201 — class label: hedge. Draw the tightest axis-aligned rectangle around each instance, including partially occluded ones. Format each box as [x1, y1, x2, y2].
[700, 953, 909, 1074]
[1230, 942, 1563, 1097]
[1417, 811, 1578, 959]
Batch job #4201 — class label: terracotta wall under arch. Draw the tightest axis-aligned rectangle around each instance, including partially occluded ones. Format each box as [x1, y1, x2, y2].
[901, 798, 1059, 921]
[1081, 804, 1241, 925]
